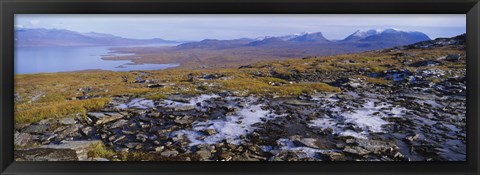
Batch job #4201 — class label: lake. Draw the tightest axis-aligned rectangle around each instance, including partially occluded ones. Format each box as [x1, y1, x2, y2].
[15, 45, 179, 74]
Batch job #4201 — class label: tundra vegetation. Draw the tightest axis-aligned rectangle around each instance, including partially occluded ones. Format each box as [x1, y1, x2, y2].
[14, 34, 466, 161]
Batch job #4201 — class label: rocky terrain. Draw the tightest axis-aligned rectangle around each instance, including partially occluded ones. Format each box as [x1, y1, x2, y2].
[14, 34, 466, 161]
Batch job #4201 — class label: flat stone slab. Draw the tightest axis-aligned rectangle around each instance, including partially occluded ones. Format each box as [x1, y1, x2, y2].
[15, 148, 79, 161]
[14, 132, 33, 147]
[87, 112, 124, 125]
[40, 140, 103, 160]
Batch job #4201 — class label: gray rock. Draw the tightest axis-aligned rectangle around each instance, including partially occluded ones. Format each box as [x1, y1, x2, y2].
[201, 129, 217, 136]
[174, 116, 194, 125]
[161, 150, 179, 157]
[167, 95, 193, 103]
[87, 112, 124, 125]
[343, 146, 370, 156]
[445, 54, 461, 62]
[284, 99, 313, 106]
[154, 146, 165, 152]
[14, 132, 33, 147]
[136, 133, 148, 142]
[405, 134, 420, 142]
[22, 124, 49, 134]
[147, 84, 166, 88]
[409, 60, 441, 67]
[109, 119, 129, 129]
[345, 138, 356, 144]
[196, 149, 212, 160]
[58, 117, 76, 125]
[81, 127, 95, 136]
[174, 104, 196, 111]
[148, 112, 161, 118]
[318, 151, 345, 161]
[113, 135, 126, 143]
[292, 137, 322, 149]
[92, 157, 110, 161]
[23, 140, 103, 161]
[15, 148, 79, 161]
[38, 133, 58, 144]
[55, 124, 81, 140]
[354, 139, 398, 155]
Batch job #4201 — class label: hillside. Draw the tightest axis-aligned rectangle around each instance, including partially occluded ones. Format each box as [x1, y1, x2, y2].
[14, 34, 465, 162]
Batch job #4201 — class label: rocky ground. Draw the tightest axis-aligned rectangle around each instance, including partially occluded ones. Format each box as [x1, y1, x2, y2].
[14, 34, 466, 161]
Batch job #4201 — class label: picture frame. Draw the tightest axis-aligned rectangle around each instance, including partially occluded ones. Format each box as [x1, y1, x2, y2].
[1, 0, 479, 174]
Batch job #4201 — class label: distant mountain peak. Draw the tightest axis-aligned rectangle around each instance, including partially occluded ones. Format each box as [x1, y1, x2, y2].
[15, 28, 178, 47]
[289, 32, 330, 42]
[343, 28, 430, 42]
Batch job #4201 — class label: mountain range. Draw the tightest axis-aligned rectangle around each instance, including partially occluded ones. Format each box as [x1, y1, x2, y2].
[15, 28, 179, 47]
[16, 28, 431, 49]
[177, 29, 430, 50]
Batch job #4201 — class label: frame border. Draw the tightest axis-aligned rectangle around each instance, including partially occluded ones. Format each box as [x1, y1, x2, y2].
[1, 0, 479, 174]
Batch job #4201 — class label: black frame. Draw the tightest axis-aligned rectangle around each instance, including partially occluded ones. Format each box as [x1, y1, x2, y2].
[1, 0, 479, 174]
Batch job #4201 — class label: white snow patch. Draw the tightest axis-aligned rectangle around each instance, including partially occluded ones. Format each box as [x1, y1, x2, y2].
[162, 94, 220, 111]
[174, 102, 280, 146]
[343, 101, 390, 133]
[117, 98, 154, 109]
[309, 100, 407, 139]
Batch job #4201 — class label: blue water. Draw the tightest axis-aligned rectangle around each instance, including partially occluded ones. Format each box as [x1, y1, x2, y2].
[15, 45, 179, 74]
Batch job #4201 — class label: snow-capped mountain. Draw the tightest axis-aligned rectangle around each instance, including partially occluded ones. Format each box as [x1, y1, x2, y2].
[343, 28, 430, 43]
[288, 32, 330, 43]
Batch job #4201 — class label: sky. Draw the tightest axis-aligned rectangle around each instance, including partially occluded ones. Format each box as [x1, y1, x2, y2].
[15, 14, 466, 41]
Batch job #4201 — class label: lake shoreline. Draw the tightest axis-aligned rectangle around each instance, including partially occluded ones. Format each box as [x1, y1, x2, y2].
[15, 45, 180, 75]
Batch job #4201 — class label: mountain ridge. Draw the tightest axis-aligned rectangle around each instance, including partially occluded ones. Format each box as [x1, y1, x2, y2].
[15, 28, 179, 47]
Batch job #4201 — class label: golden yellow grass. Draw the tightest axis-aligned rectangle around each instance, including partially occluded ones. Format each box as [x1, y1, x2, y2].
[14, 46, 464, 125]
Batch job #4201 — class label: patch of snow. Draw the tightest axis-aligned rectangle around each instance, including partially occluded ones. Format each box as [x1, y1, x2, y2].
[174, 100, 280, 146]
[117, 98, 154, 109]
[162, 94, 220, 111]
[309, 100, 407, 139]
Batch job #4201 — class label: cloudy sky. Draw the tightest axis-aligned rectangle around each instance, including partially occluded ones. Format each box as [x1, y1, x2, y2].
[15, 14, 466, 41]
